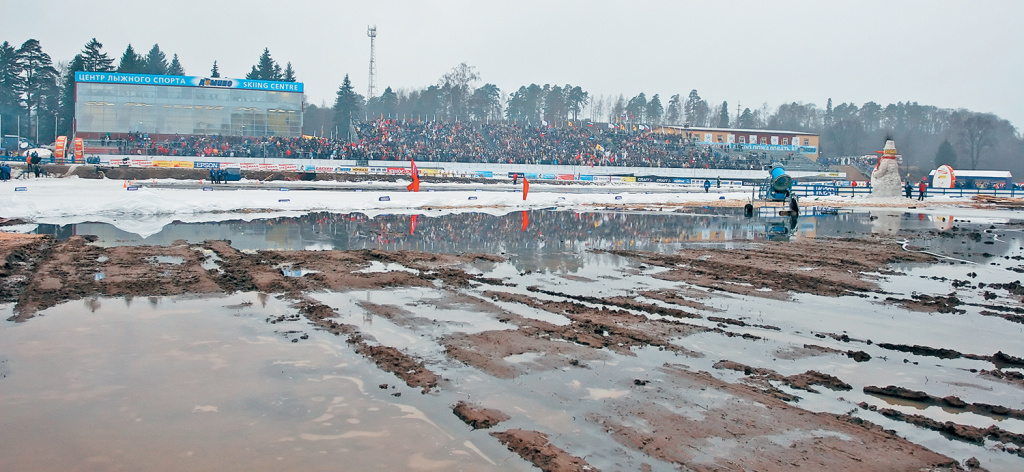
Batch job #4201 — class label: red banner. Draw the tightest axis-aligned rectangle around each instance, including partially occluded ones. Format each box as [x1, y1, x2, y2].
[73, 137, 84, 161]
[406, 160, 420, 192]
[54, 136, 67, 159]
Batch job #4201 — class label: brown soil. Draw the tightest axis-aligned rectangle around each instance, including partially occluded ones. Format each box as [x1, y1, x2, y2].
[600, 237, 934, 300]
[864, 385, 1024, 421]
[0, 226, 971, 470]
[873, 407, 1024, 454]
[594, 365, 957, 471]
[452, 401, 510, 430]
[713, 360, 852, 395]
[490, 429, 597, 472]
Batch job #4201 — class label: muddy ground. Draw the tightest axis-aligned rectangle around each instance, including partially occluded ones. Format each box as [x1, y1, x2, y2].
[3, 164, 1023, 469]
[5, 221, 1015, 471]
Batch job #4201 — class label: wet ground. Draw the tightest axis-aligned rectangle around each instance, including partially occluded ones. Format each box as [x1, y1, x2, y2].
[3, 206, 1024, 471]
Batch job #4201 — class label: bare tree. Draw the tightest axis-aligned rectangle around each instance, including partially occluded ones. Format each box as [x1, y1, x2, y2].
[953, 111, 997, 169]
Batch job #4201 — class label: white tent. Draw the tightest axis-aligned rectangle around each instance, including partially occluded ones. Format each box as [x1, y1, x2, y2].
[21, 148, 53, 159]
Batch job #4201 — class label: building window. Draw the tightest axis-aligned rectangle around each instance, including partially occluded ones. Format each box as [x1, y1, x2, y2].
[803, 138, 809, 145]
[783, 138, 789, 145]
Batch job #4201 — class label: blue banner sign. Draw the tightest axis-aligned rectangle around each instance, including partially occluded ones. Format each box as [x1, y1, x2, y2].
[75, 72, 304, 93]
[193, 161, 220, 169]
[811, 185, 838, 196]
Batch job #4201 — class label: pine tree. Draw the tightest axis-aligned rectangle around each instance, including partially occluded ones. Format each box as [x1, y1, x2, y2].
[80, 38, 114, 72]
[167, 54, 184, 75]
[143, 44, 168, 75]
[283, 62, 296, 82]
[333, 74, 363, 141]
[247, 48, 278, 80]
[718, 101, 729, 128]
[665, 94, 682, 125]
[646, 94, 664, 126]
[210, 61, 220, 77]
[935, 138, 958, 168]
[0, 41, 25, 136]
[738, 108, 756, 129]
[16, 39, 59, 142]
[117, 44, 144, 73]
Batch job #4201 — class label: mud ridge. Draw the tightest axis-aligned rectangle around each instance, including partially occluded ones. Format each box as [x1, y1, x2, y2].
[452, 401, 510, 430]
[874, 407, 1024, 453]
[713, 360, 852, 395]
[599, 237, 933, 300]
[978, 369, 1024, 389]
[887, 293, 966, 314]
[484, 290, 704, 356]
[864, 385, 1024, 421]
[526, 286, 703, 319]
[293, 299, 441, 393]
[490, 429, 598, 472]
[875, 343, 1024, 368]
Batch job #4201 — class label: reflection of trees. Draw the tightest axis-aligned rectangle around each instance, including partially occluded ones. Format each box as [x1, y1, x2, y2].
[279, 209, 801, 273]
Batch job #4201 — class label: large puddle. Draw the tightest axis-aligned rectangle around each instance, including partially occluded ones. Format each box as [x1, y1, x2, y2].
[0, 294, 525, 471]
[9, 206, 1024, 470]
[33, 207, 1010, 272]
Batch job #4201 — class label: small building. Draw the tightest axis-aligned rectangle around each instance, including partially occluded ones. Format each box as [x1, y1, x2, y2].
[654, 126, 820, 160]
[927, 169, 1013, 189]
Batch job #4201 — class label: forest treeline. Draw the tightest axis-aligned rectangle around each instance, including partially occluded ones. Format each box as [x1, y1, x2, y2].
[1, 37, 1020, 175]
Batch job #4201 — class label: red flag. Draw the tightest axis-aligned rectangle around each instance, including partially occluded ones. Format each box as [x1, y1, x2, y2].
[522, 177, 529, 200]
[406, 160, 420, 192]
[410, 215, 418, 234]
[522, 211, 529, 232]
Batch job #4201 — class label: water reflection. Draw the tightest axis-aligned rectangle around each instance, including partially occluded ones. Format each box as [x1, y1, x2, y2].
[31, 208, 1019, 269]
[35, 208, 862, 249]
[0, 295, 515, 471]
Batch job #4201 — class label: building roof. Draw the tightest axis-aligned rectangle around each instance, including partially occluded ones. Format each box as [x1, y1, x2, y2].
[659, 125, 818, 136]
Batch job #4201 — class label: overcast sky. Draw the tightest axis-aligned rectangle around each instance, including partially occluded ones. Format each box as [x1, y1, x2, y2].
[7, 0, 1024, 129]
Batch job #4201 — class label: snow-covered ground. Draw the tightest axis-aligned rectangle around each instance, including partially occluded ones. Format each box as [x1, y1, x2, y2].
[0, 176, 983, 238]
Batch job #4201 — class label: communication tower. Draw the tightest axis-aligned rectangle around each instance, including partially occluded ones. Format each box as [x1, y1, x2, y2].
[367, 26, 377, 99]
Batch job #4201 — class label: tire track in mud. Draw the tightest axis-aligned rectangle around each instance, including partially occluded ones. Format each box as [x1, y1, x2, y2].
[599, 237, 934, 299]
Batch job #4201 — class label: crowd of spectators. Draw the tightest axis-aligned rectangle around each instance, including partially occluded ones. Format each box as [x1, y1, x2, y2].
[98, 120, 805, 171]
[817, 155, 880, 177]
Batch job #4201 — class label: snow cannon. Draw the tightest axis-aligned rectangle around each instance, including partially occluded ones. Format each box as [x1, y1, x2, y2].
[745, 164, 799, 218]
[768, 165, 794, 201]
